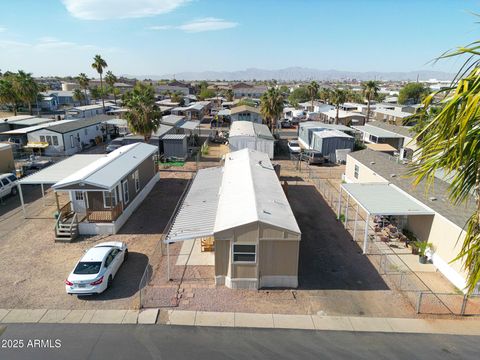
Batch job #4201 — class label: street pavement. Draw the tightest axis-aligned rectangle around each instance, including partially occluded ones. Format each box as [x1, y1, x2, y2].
[0, 323, 479, 360]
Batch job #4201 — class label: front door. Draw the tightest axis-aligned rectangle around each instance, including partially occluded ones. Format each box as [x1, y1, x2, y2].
[71, 191, 86, 213]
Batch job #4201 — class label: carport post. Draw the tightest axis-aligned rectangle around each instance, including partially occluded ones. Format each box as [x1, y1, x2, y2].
[18, 184, 26, 218]
[167, 241, 170, 281]
[344, 195, 350, 227]
[41, 183, 45, 206]
[353, 203, 359, 241]
[337, 187, 342, 220]
[363, 214, 370, 254]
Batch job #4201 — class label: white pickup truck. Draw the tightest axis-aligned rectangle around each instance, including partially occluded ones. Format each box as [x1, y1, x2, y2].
[0, 173, 18, 199]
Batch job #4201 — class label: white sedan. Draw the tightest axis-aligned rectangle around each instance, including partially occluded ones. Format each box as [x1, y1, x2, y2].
[65, 242, 128, 295]
[288, 140, 301, 154]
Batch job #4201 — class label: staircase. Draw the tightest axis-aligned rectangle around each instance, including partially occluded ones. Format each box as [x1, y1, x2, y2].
[55, 210, 79, 242]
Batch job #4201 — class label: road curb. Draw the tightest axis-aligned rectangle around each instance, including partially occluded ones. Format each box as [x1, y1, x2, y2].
[1, 308, 480, 335]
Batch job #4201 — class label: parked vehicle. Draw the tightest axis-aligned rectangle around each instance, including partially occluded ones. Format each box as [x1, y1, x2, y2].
[106, 143, 122, 153]
[281, 120, 294, 128]
[300, 150, 325, 165]
[0, 173, 18, 199]
[287, 140, 301, 154]
[65, 242, 128, 295]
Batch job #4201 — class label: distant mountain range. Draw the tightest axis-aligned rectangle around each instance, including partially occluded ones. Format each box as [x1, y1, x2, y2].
[127, 67, 454, 82]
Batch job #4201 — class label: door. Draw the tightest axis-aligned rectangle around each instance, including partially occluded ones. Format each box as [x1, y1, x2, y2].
[71, 191, 87, 213]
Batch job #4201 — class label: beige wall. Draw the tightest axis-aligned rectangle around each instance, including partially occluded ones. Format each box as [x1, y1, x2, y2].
[259, 240, 299, 277]
[214, 221, 300, 288]
[0, 147, 14, 173]
[407, 214, 468, 282]
[345, 156, 389, 184]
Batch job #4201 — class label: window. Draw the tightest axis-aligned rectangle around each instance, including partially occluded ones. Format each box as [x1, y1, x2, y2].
[70, 135, 75, 148]
[40, 136, 45, 142]
[122, 180, 129, 204]
[232, 244, 256, 263]
[74, 191, 84, 201]
[52, 136, 58, 146]
[7, 175, 17, 183]
[103, 190, 117, 208]
[105, 253, 114, 268]
[73, 262, 101, 275]
[354, 164, 359, 179]
[1, 179, 9, 186]
[46, 136, 52, 145]
[134, 170, 140, 192]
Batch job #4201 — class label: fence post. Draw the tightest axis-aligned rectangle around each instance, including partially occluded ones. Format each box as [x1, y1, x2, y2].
[416, 292, 423, 314]
[460, 294, 468, 316]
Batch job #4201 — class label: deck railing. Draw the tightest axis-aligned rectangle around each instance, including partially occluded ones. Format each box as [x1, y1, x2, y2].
[86, 202, 123, 223]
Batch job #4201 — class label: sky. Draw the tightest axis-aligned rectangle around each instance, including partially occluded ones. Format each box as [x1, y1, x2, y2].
[0, 0, 479, 77]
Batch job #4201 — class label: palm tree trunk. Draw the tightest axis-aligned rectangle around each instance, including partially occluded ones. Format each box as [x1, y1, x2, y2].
[100, 74, 105, 112]
[335, 107, 339, 125]
[28, 102, 32, 115]
[84, 89, 88, 105]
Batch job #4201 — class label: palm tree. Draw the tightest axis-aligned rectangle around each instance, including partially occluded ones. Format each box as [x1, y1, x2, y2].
[260, 87, 284, 134]
[73, 88, 85, 105]
[362, 80, 380, 122]
[123, 83, 161, 142]
[307, 81, 320, 111]
[331, 88, 348, 124]
[225, 89, 234, 102]
[14, 71, 39, 115]
[89, 86, 101, 102]
[0, 74, 20, 115]
[91, 55, 108, 111]
[319, 88, 332, 104]
[410, 40, 480, 294]
[77, 73, 90, 104]
[104, 71, 118, 104]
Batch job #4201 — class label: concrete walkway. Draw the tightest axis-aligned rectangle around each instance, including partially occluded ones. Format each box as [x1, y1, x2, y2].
[1, 308, 480, 335]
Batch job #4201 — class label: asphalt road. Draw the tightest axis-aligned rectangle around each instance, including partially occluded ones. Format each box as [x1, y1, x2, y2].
[0, 324, 479, 360]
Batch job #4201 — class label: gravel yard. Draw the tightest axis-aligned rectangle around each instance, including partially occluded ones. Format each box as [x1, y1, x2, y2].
[0, 169, 192, 310]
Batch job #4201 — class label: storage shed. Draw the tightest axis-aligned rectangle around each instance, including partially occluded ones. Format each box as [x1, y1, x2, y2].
[298, 122, 354, 149]
[163, 134, 188, 159]
[311, 129, 355, 163]
[0, 143, 14, 173]
[229, 121, 274, 159]
[166, 149, 301, 289]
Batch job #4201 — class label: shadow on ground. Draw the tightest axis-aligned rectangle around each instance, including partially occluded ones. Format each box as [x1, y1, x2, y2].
[78, 251, 148, 301]
[288, 184, 389, 291]
[118, 178, 189, 235]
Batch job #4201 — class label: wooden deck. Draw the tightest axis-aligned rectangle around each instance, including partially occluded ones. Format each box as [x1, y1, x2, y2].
[86, 202, 122, 223]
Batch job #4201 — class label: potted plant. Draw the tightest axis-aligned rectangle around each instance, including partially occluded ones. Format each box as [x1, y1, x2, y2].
[413, 241, 433, 264]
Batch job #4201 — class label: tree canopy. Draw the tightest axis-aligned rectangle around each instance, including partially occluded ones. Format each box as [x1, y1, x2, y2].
[288, 86, 309, 106]
[398, 83, 429, 104]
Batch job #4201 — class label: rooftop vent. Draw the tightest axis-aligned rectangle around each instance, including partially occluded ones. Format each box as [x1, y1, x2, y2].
[390, 174, 397, 177]
[429, 197, 437, 201]
[370, 161, 376, 165]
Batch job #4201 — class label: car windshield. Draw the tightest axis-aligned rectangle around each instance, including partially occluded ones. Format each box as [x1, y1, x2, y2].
[73, 262, 102, 275]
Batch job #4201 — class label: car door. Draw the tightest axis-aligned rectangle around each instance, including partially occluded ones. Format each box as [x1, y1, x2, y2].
[103, 251, 115, 279]
[110, 249, 122, 277]
[0, 179, 8, 198]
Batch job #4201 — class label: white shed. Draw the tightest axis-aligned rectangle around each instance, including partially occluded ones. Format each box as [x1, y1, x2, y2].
[228, 121, 274, 159]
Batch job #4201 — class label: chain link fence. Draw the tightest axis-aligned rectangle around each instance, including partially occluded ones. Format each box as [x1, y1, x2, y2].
[298, 162, 480, 316]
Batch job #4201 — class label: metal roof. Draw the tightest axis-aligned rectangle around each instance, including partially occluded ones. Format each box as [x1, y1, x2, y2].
[0, 120, 75, 135]
[180, 120, 200, 131]
[166, 149, 301, 242]
[102, 118, 128, 127]
[215, 149, 300, 234]
[230, 105, 261, 115]
[341, 183, 434, 216]
[218, 109, 231, 116]
[161, 115, 185, 126]
[7, 117, 51, 127]
[349, 149, 476, 228]
[230, 121, 274, 140]
[352, 124, 404, 138]
[52, 143, 157, 190]
[299, 122, 352, 132]
[39, 117, 103, 134]
[312, 129, 353, 139]
[369, 121, 416, 138]
[19, 155, 104, 185]
[163, 134, 187, 140]
[166, 167, 223, 242]
[0, 115, 36, 123]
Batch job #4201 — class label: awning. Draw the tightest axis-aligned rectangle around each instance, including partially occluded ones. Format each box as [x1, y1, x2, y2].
[19, 154, 104, 185]
[166, 166, 222, 243]
[180, 120, 200, 131]
[366, 143, 397, 152]
[24, 142, 49, 149]
[341, 183, 434, 216]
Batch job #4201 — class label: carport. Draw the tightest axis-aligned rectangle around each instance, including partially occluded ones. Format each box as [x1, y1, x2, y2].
[338, 183, 434, 253]
[17, 154, 103, 217]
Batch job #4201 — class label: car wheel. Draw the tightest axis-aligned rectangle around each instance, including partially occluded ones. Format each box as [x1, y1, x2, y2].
[124, 249, 129, 262]
[10, 187, 17, 196]
[107, 275, 112, 289]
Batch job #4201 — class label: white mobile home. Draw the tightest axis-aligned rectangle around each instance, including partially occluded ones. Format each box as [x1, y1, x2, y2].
[228, 121, 274, 159]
